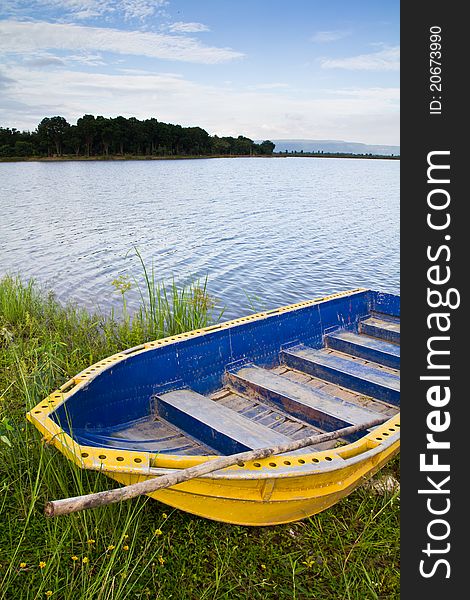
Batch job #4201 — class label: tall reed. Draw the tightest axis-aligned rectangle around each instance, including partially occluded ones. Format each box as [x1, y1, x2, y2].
[131, 247, 224, 340]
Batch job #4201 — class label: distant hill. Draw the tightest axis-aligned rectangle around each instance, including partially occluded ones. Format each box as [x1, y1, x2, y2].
[267, 139, 400, 156]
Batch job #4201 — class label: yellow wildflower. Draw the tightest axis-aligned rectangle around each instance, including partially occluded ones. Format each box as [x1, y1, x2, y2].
[302, 558, 315, 569]
[158, 556, 165, 566]
[71, 556, 78, 562]
[39, 561, 46, 569]
[261, 564, 266, 570]
[19, 562, 27, 568]
[123, 534, 129, 539]
[162, 513, 168, 519]
[82, 557, 89, 564]
[123, 545, 129, 551]
[86, 539, 95, 545]
[154, 529, 162, 536]
[107, 545, 115, 551]
[45, 592, 53, 597]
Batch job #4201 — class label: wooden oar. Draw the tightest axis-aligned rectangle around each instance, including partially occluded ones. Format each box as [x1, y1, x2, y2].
[45, 417, 391, 517]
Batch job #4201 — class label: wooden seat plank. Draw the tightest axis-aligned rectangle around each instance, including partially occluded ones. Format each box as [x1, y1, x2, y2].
[155, 389, 305, 455]
[226, 365, 381, 440]
[281, 346, 400, 405]
[325, 330, 400, 369]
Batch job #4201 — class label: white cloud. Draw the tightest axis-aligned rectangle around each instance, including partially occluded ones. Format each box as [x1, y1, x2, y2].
[331, 87, 400, 101]
[0, 71, 15, 89]
[11, 1, 168, 21]
[311, 30, 351, 43]
[20, 50, 105, 67]
[0, 64, 400, 144]
[320, 46, 400, 71]
[117, 68, 182, 77]
[250, 82, 290, 90]
[68, 53, 106, 66]
[0, 20, 244, 64]
[23, 52, 66, 67]
[45, 1, 108, 18]
[118, 0, 166, 21]
[169, 22, 210, 33]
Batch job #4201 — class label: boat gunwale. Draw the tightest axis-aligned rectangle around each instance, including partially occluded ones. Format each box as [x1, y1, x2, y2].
[26, 287, 400, 477]
[27, 407, 399, 479]
[114, 428, 400, 480]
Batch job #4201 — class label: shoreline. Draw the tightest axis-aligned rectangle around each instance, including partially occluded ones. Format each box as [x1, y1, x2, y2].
[0, 153, 400, 163]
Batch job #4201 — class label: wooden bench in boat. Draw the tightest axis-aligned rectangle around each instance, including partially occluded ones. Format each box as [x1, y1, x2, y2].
[359, 314, 400, 344]
[226, 364, 380, 440]
[281, 346, 400, 405]
[325, 330, 400, 369]
[154, 389, 312, 455]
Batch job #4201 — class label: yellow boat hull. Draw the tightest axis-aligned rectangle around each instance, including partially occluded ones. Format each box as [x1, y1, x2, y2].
[106, 434, 399, 526]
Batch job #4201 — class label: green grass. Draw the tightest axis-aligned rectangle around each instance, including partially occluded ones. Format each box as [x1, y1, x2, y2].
[0, 272, 400, 599]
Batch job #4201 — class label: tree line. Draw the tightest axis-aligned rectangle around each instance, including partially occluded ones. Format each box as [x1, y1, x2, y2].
[0, 115, 275, 158]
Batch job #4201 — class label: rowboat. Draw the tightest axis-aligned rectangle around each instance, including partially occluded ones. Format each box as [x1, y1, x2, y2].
[28, 288, 400, 525]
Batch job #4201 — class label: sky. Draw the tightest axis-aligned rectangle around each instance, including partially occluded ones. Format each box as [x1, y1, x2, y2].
[0, 1, 400, 145]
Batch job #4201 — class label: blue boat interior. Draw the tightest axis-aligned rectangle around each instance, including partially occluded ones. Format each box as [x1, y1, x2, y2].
[51, 290, 400, 456]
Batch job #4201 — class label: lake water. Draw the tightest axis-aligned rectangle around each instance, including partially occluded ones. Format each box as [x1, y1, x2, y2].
[0, 157, 399, 319]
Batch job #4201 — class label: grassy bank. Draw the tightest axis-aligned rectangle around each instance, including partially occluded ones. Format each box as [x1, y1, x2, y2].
[0, 274, 399, 599]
